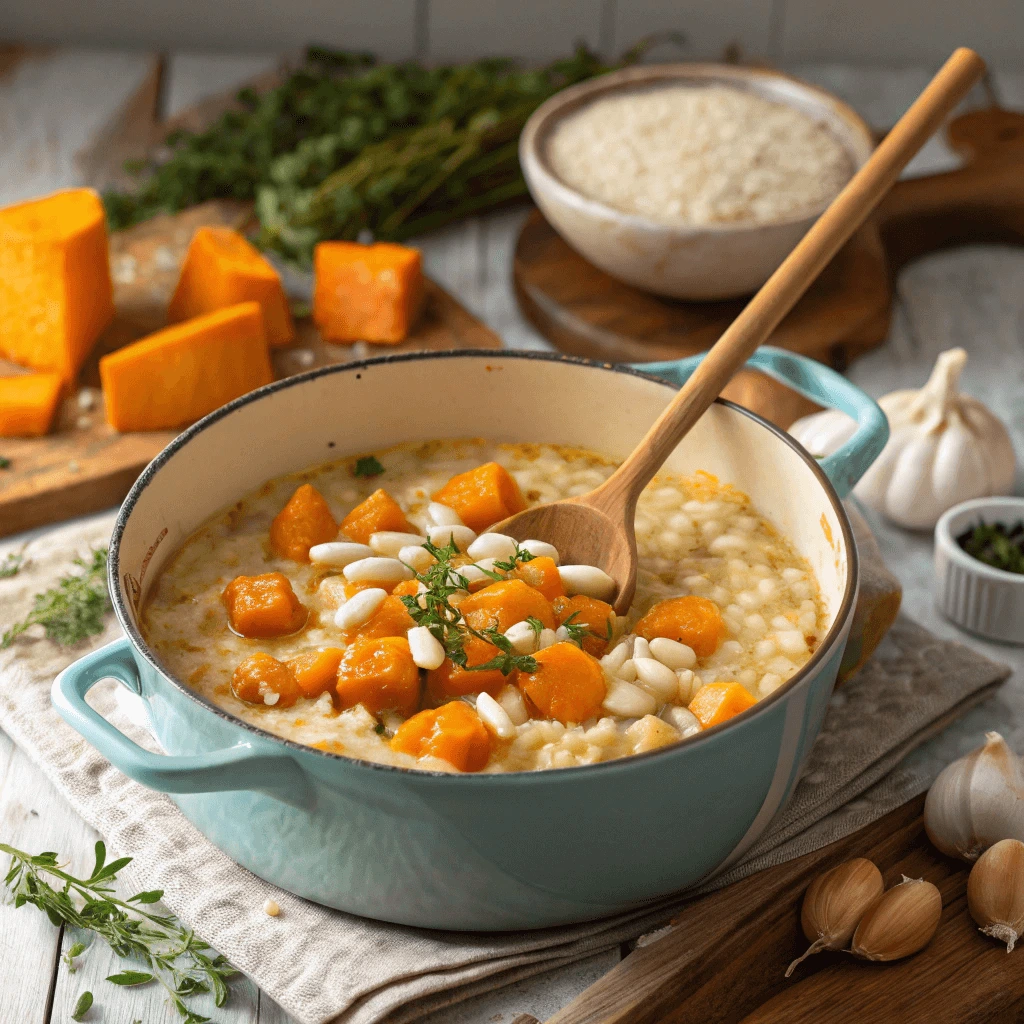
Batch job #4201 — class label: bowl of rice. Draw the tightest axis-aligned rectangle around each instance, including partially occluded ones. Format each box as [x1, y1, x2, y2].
[519, 63, 874, 300]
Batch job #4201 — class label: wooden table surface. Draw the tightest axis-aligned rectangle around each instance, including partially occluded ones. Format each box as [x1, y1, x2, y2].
[2, 46, 1024, 1024]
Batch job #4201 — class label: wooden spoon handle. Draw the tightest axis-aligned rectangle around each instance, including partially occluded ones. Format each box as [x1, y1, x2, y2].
[591, 47, 986, 514]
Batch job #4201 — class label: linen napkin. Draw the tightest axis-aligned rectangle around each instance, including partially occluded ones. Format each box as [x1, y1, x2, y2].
[0, 509, 1009, 1024]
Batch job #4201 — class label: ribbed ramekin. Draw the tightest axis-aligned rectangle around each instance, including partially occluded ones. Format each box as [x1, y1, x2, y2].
[935, 496, 1024, 644]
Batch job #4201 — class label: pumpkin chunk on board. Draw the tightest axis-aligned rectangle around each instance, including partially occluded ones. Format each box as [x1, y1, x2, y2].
[0, 373, 64, 437]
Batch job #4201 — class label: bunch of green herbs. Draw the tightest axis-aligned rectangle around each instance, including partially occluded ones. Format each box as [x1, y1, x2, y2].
[957, 520, 1024, 575]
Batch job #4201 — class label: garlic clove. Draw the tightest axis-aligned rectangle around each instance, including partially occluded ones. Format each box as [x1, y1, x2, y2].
[850, 876, 942, 962]
[786, 857, 883, 977]
[924, 731, 1024, 862]
[967, 838, 1024, 953]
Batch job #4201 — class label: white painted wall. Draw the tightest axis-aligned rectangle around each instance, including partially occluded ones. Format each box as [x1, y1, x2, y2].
[1, 0, 1022, 68]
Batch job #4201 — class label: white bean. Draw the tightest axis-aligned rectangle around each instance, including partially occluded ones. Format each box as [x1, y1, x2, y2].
[661, 704, 701, 738]
[461, 562, 498, 586]
[467, 532, 519, 561]
[427, 501, 463, 527]
[407, 626, 446, 670]
[558, 564, 615, 600]
[521, 539, 560, 564]
[633, 658, 679, 700]
[398, 545, 434, 573]
[632, 637, 652, 661]
[498, 684, 530, 726]
[600, 642, 631, 674]
[649, 637, 696, 670]
[777, 630, 807, 656]
[554, 625, 571, 643]
[309, 541, 373, 567]
[602, 679, 658, 718]
[343, 557, 414, 585]
[616, 658, 638, 682]
[504, 620, 538, 654]
[427, 524, 476, 551]
[369, 531, 427, 557]
[334, 587, 387, 629]
[538, 628, 559, 650]
[676, 668, 696, 703]
[476, 692, 516, 739]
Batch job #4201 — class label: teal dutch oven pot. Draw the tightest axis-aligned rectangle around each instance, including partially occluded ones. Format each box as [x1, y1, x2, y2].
[52, 347, 887, 930]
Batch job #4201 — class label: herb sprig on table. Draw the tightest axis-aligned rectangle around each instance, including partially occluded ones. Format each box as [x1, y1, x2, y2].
[1, 548, 111, 648]
[957, 520, 1024, 575]
[2, 840, 237, 1024]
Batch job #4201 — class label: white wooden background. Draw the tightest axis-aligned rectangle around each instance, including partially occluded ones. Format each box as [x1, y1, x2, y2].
[2, 45, 1024, 1024]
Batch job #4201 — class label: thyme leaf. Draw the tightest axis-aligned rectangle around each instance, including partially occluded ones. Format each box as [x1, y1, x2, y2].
[466, 627, 537, 675]
[524, 616, 545, 640]
[0, 455, 10, 470]
[71, 990, 93, 1021]
[352, 455, 385, 478]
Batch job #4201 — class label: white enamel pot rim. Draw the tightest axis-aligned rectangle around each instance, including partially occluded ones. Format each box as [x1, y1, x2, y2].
[108, 348, 859, 784]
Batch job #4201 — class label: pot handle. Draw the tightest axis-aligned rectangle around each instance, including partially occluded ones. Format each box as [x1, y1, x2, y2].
[52, 637, 312, 806]
[634, 345, 888, 498]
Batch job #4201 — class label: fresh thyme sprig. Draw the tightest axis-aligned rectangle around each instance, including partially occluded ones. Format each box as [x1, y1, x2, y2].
[475, 542, 536, 582]
[1, 548, 111, 648]
[560, 611, 614, 649]
[2, 841, 237, 1024]
[465, 627, 538, 675]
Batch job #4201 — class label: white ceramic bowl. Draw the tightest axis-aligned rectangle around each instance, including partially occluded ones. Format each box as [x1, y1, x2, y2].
[935, 496, 1024, 644]
[519, 63, 875, 301]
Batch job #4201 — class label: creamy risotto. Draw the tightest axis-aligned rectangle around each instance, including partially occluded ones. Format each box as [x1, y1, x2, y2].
[142, 440, 826, 773]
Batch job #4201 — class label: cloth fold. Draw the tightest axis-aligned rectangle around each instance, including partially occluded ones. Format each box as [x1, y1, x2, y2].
[0, 510, 1009, 1024]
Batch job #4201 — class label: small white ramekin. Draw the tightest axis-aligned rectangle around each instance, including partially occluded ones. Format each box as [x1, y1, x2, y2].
[935, 496, 1024, 644]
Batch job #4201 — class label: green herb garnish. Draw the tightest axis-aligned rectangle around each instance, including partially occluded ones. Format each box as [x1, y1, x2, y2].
[464, 626, 538, 675]
[2, 841, 236, 1023]
[524, 616, 545, 640]
[2, 548, 110, 648]
[475, 541, 536, 582]
[558, 611, 614, 650]
[353, 455, 385, 478]
[0, 455, 10, 470]
[71, 990, 93, 1021]
[64, 940, 87, 972]
[0, 551, 22, 578]
[958, 520, 1024, 574]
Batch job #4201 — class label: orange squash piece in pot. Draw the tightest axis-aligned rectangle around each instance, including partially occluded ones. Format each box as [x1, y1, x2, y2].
[513, 555, 564, 602]
[270, 483, 338, 561]
[390, 579, 421, 598]
[232, 652, 301, 708]
[431, 462, 526, 533]
[460, 578, 555, 634]
[340, 488, 412, 544]
[391, 701, 492, 772]
[342, 594, 415, 643]
[426, 634, 507, 701]
[518, 642, 606, 725]
[0, 373, 63, 437]
[552, 595, 615, 657]
[336, 636, 420, 717]
[688, 682, 756, 728]
[287, 647, 345, 700]
[222, 573, 308, 638]
[635, 595, 726, 658]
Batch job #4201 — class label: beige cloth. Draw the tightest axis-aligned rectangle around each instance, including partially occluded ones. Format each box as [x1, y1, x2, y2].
[0, 510, 1009, 1024]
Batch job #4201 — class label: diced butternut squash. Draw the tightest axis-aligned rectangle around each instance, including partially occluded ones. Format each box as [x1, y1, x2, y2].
[168, 226, 295, 347]
[0, 189, 113, 380]
[460, 578, 555, 634]
[688, 682, 756, 728]
[336, 636, 420, 716]
[270, 483, 338, 561]
[635, 595, 726, 658]
[232, 652, 301, 708]
[431, 462, 526, 533]
[313, 241, 423, 344]
[518, 642, 606, 726]
[513, 555, 564, 602]
[552, 594, 615, 657]
[222, 572, 308, 638]
[390, 579, 421, 598]
[391, 700, 492, 772]
[99, 301, 273, 432]
[287, 648, 345, 700]
[340, 488, 412, 544]
[0, 373, 63, 437]
[426, 635, 507, 701]
[341, 594, 415, 643]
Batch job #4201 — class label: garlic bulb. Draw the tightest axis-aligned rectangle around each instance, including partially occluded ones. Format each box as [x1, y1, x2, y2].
[850, 876, 942, 962]
[785, 857, 883, 976]
[968, 838, 1024, 952]
[924, 731, 1024, 861]
[788, 348, 1015, 529]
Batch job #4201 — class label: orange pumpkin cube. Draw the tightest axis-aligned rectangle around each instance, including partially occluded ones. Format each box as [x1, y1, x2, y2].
[431, 462, 526, 533]
[313, 241, 423, 344]
[222, 572, 308, 638]
[270, 483, 338, 561]
[513, 555, 564, 602]
[341, 594, 415, 643]
[0, 189, 114, 380]
[460, 579, 555, 634]
[635, 595, 726, 658]
[426, 634, 507, 701]
[168, 226, 295, 348]
[391, 700, 492, 772]
[99, 302, 273, 432]
[287, 648, 345, 700]
[340, 488, 412, 544]
[688, 682, 756, 729]
[518, 642, 606, 726]
[232, 652, 301, 708]
[336, 636, 420, 717]
[0, 373, 63, 437]
[552, 594, 615, 657]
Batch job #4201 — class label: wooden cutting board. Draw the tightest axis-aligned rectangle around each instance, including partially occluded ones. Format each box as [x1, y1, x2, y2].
[0, 202, 500, 538]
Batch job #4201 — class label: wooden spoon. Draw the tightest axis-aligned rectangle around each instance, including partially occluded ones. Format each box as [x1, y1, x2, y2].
[497, 48, 986, 614]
